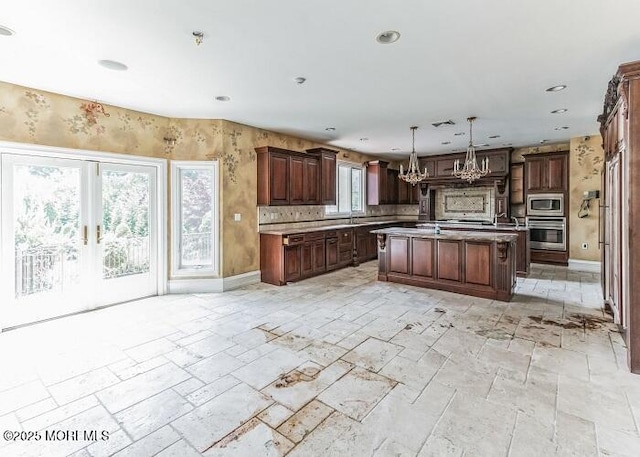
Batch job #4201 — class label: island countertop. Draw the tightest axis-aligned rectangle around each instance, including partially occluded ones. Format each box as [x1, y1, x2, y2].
[371, 227, 519, 243]
[416, 222, 529, 232]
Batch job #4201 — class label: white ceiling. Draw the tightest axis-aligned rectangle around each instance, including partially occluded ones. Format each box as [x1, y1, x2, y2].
[1, 0, 640, 158]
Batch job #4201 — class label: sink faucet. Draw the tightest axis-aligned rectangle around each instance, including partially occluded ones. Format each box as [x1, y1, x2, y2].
[349, 211, 354, 225]
[511, 216, 520, 229]
[493, 212, 506, 227]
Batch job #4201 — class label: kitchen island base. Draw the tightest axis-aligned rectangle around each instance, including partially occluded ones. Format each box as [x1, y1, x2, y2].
[373, 228, 518, 302]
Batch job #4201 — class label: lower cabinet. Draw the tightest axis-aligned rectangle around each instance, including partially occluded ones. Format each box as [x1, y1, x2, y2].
[326, 237, 339, 271]
[260, 222, 416, 286]
[284, 245, 301, 282]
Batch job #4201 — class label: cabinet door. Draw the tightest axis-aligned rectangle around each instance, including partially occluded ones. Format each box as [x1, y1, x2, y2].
[546, 155, 567, 191]
[367, 234, 378, 260]
[397, 176, 410, 204]
[356, 232, 368, 262]
[436, 157, 457, 177]
[419, 158, 436, 177]
[387, 169, 399, 204]
[284, 246, 301, 282]
[321, 153, 336, 205]
[300, 242, 313, 277]
[525, 158, 545, 192]
[289, 156, 304, 205]
[325, 239, 339, 270]
[270, 153, 290, 205]
[303, 157, 320, 204]
[312, 240, 326, 273]
[510, 163, 524, 204]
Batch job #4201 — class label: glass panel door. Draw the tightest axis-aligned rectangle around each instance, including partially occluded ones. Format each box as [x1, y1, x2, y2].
[1, 155, 159, 328]
[1, 155, 90, 327]
[95, 163, 157, 305]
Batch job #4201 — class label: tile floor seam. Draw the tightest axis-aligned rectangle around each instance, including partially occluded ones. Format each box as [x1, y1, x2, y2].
[505, 410, 520, 457]
[624, 391, 640, 436]
[415, 388, 459, 455]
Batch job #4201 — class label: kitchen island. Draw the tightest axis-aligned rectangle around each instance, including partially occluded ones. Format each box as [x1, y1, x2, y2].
[371, 227, 518, 301]
[417, 221, 530, 276]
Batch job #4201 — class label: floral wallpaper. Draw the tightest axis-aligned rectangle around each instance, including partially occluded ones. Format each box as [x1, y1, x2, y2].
[0, 80, 382, 277]
[569, 136, 604, 261]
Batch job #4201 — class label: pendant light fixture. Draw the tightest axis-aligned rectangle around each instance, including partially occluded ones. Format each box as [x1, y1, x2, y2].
[399, 126, 429, 186]
[452, 117, 490, 183]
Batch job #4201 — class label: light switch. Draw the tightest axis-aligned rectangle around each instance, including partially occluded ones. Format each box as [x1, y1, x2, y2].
[234, 213, 241, 221]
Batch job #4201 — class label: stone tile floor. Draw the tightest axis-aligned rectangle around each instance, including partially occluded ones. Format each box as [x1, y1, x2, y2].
[1, 262, 639, 456]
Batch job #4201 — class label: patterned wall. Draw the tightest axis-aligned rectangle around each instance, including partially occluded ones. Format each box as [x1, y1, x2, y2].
[0, 81, 390, 277]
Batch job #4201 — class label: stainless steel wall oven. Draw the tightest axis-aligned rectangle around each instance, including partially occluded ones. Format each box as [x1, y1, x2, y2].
[526, 217, 566, 251]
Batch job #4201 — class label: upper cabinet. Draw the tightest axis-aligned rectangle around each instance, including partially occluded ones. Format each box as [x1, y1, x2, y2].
[256, 146, 337, 206]
[510, 163, 525, 204]
[366, 160, 389, 205]
[416, 148, 511, 181]
[306, 148, 338, 205]
[524, 152, 568, 193]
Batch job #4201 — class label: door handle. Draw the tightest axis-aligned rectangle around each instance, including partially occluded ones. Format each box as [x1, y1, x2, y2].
[83, 226, 88, 245]
[97, 225, 103, 244]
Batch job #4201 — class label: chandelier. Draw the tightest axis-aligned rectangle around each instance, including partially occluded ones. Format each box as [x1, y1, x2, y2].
[452, 116, 490, 183]
[399, 126, 429, 185]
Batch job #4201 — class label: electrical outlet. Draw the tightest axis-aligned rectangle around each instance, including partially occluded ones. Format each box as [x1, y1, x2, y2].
[234, 213, 241, 222]
[581, 242, 588, 250]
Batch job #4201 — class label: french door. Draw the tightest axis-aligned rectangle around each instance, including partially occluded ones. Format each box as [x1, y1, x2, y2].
[1, 154, 158, 328]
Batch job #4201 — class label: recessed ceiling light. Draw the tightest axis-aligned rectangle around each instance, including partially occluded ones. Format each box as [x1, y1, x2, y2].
[441, 141, 451, 145]
[502, 143, 513, 146]
[294, 76, 306, 85]
[215, 96, 231, 102]
[551, 108, 568, 114]
[488, 135, 501, 139]
[546, 85, 567, 92]
[554, 126, 569, 130]
[98, 59, 128, 71]
[376, 30, 400, 44]
[540, 139, 548, 144]
[476, 143, 490, 147]
[391, 148, 400, 151]
[360, 138, 369, 142]
[0, 25, 15, 36]
[454, 132, 465, 136]
[325, 127, 336, 131]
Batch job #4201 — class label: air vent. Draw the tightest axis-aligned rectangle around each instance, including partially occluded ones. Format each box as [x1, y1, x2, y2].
[432, 120, 456, 128]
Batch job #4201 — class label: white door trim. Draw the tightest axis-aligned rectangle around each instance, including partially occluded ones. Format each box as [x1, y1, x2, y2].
[0, 141, 167, 329]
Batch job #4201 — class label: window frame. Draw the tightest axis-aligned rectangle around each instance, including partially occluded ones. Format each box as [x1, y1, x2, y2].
[170, 161, 219, 277]
[326, 161, 366, 216]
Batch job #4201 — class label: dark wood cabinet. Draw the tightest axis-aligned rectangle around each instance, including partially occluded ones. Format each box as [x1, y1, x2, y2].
[525, 152, 568, 193]
[419, 158, 436, 177]
[303, 157, 320, 204]
[300, 242, 313, 277]
[284, 245, 301, 282]
[510, 163, 525, 205]
[257, 146, 337, 206]
[436, 158, 457, 177]
[306, 148, 338, 205]
[256, 149, 290, 206]
[325, 236, 339, 271]
[597, 60, 640, 372]
[387, 169, 399, 204]
[417, 148, 512, 183]
[367, 161, 389, 205]
[289, 155, 305, 205]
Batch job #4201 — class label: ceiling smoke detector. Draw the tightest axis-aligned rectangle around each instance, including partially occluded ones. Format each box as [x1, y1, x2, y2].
[376, 30, 400, 44]
[215, 96, 231, 102]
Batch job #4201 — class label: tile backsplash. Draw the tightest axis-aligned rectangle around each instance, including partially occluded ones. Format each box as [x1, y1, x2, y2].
[258, 204, 418, 231]
[434, 186, 495, 221]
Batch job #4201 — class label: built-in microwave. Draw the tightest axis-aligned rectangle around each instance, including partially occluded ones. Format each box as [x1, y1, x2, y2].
[527, 193, 564, 217]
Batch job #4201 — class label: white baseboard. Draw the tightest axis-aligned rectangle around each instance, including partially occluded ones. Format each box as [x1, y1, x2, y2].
[168, 270, 261, 294]
[568, 259, 601, 273]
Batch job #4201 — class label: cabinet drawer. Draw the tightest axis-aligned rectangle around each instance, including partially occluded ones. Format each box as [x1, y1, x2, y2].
[338, 230, 353, 245]
[283, 235, 304, 245]
[339, 249, 352, 263]
[304, 232, 325, 241]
